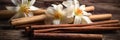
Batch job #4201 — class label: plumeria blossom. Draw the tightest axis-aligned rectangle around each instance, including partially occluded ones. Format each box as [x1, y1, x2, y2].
[45, 4, 66, 25]
[62, 0, 92, 24]
[6, 0, 39, 19]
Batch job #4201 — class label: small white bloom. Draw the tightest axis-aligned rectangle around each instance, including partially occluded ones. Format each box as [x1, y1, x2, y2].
[63, 0, 92, 24]
[6, 0, 39, 19]
[46, 4, 64, 25]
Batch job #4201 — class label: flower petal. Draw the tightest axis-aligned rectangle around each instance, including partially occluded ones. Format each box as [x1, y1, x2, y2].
[53, 19, 60, 25]
[22, 0, 28, 4]
[29, 6, 39, 10]
[6, 6, 17, 11]
[29, 0, 36, 6]
[52, 4, 57, 10]
[11, 0, 20, 5]
[81, 16, 92, 24]
[82, 11, 92, 16]
[63, 6, 74, 18]
[74, 0, 79, 9]
[57, 4, 63, 10]
[62, 0, 73, 7]
[80, 5, 86, 11]
[74, 16, 82, 24]
[46, 7, 55, 15]
[57, 4, 64, 15]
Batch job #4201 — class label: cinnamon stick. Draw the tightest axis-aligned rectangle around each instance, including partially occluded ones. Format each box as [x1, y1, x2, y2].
[11, 14, 47, 26]
[89, 14, 112, 21]
[32, 8, 46, 15]
[31, 20, 119, 29]
[34, 27, 120, 33]
[59, 27, 120, 33]
[85, 6, 95, 11]
[25, 23, 120, 33]
[92, 23, 120, 27]
[34, 28, 58, 33]
[34, 33, 102, 40]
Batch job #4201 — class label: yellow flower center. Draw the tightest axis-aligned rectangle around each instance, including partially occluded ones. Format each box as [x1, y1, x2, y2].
[75, 8, 82, 16]
[54, 11, 62, 19]
[19, 4, 30, 16]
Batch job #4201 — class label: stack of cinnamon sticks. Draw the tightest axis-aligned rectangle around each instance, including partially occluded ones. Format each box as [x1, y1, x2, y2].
[29, 20, 120, 33]
[8, 6, 119, 40]
[24, 20, 120, 40]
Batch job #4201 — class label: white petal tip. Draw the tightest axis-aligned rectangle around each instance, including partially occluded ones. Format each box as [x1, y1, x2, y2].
[53, 19, 60, 25]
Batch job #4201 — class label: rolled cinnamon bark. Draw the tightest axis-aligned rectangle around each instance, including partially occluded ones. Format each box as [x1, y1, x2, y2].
[34, 27, 120, 33]
[34, 28, 58, 33]
[85, 6, 95, 11]
[34, 33, 102, 40]
[93, 23, 120, 27]
[0, 6, 94, 19]
[32, 8, 46, 15]
[59, 27, 120, 33]
[30, 20, 119, 29]
[89, 14, 112, 21]
[11, 14, 47, 26]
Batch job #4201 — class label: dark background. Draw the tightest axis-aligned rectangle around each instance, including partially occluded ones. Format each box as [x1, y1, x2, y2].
[0, 0, 120, 40]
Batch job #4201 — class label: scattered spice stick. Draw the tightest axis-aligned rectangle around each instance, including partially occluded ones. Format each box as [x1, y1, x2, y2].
[34, 28, 58, 33]
[32, 8, 46, 15]
[85, 6, 95, 11]
[25, 23, 120, 33]
[92, 23, 120, 27]
[11, 14, 47, 26]
[59, 27, 120, 33]
[69, 14, 112, 23]
[34, 27, 120, 33]
[89, 14, 112, 21]
[31, 20, 119, 29]
[34, 33, 102, 40]
[32, 23, 120, 33]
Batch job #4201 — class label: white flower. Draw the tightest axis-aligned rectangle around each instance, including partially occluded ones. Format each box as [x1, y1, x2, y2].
[45, 4, 65, 25]
[6, 0, 39, 19]
[62, 0, 92, 24]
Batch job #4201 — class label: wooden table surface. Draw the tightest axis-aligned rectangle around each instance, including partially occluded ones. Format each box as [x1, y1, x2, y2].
[0, 0, 120, 40]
